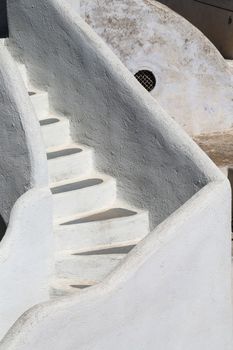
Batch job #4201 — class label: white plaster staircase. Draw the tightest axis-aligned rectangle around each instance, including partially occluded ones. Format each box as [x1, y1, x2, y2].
[26, 86, 149, 297]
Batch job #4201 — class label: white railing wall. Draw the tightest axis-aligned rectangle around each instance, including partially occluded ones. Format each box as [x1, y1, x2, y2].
[0, 180, 232, 350]
[0, 43, 53, 339]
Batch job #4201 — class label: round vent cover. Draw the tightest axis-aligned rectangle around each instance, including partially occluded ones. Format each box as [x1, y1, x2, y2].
[134, 70, 156, 92]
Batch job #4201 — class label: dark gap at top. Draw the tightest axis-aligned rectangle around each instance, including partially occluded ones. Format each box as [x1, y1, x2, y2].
[0, 0, 8, 38]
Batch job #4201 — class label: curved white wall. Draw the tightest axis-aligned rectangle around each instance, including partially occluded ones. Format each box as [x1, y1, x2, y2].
[0, 181, 232, 350]
[0, 42, 47, 223]
[80, 0, 233, 135]
[0, 188, 52, 340]
[0, 43, 53, 339]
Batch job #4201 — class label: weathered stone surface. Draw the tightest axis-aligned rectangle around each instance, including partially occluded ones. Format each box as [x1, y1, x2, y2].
[81, 0, 233, 135]
[194, 129, 233, 167]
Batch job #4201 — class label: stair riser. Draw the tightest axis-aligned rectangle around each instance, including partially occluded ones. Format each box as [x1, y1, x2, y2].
[30, 93, 49, 117]
[49, 150, 93, 183]
[53, 180, 117, 219]
[55, 254, 125, 281]
[41, 121, 70, 149]
[55, 213, 149, 251]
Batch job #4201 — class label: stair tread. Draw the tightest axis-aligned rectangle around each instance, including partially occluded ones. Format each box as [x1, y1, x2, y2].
[47, 142, 91, 154]
[52, 178, 105, 195]
[54, 203, 149, 252]
[69, 244, 136, 256]
[52, 173, 116, 220]
[57, 250, 130, 259]
[39, 115, 67, 126]
[51, 172, 115, 191]
[55, 252, 126, 281]
[60, 207, 137, 225]
[56, 205, 147, 227]
[48, 143, 94, 184]
[47, 146, 82, 160]
[50, 278, 96, 298]
[51, 277, 97, 285]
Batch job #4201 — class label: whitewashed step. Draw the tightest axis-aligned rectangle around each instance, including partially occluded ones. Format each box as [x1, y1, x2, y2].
[29, 91, 49, 117]
[50, 278, 95, 298]
[52, 175, 116, 220]
[47, 144, 93, 183]
[40, 116, 71, 149]
[55, 208, 149, 251]
[55, 249, 131, 281]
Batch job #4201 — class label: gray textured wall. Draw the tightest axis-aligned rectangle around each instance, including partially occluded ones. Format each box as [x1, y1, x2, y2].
[81, 0, 233, 135]
[157, 0, 233, 58]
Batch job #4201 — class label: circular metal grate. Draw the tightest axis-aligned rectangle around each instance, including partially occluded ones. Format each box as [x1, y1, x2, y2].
[134, 70, 156, 92]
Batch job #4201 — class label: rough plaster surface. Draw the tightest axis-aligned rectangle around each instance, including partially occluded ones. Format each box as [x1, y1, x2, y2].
[0, 42, 48, 223]
[7, 0, 222, 230]
[80, 0, 233, 135]
[67, 0, 80, 12]
[0, 188, 53, 340]
[0, 42, 53, 339]
[2, 0, 232, 348]
[1, 181, 232, 350]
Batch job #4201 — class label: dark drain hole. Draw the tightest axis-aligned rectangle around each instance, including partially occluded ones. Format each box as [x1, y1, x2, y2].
[135, 70, 156, 92]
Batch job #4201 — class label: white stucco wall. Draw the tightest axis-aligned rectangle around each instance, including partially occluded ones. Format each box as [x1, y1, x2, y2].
[0, 188, 53, 340]
[2, 1, 232, 348]
[0, 43, 53, 339]
[80, 0, 233, 135]
[1, 180, 232, 350]
[67, 0, 80, 12]
[7, 0, 221, 230]
[0, 41, 48, 223]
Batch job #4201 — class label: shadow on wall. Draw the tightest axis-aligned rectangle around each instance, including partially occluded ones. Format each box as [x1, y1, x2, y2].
[0, 215, 6, 241]
[0, 0, 8, 38]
